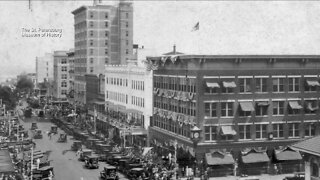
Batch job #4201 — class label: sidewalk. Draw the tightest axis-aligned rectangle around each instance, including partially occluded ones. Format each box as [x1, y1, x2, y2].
[206, 174, 291, 180]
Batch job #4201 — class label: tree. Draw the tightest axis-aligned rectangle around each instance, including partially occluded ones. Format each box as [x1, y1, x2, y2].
[0, 85, 16, 110]
[16, 75, 34, 93]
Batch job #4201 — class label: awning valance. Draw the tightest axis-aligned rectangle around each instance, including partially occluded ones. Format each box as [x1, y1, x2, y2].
[206, 82, 220, 88]
[256, 102, 269, 106]
[242, 150, 269, 163]
[221, 126, 236, 135]
[239, 102, 255, 112]
[222, 81, 236, 88]
[205, 151, 235, 165]
[275, 148, 302, 161]
[306, 80, 320, 87]
[289, 101, 302, 110]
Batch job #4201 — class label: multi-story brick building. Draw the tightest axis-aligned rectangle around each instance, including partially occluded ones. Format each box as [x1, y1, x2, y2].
[72, 1, 133, 105]
[146, 54, 320, 163]
[53, 51, 69, 101]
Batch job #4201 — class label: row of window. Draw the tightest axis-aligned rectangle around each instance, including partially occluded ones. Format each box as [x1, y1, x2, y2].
[204, 123, 315, 141]
[204, 99, 319, 118]
[154, 76, 196, 93]
[61, 90, 67, 95]
[61, 81, 68, 88]
[89, 48, 108, 55]
[106, 77, 128, 87]
[132, 80, 144, 91]
[61, 66, 67, 72]
[106, 91, 128, 104]
[89, 11, 129, 19]
[154, 97, 196, 116]
[131, 96, 145, 108]
[152, 115, 191, 138]
[205, 76, 320, 94]
[61, 74, 67, 79]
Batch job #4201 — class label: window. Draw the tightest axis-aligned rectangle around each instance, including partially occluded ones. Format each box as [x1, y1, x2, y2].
[126, 40, 129, 46]
[272, 78, 285, 92]
[61, 66, 67, 72]
[90, 12, 93, 18]
[288, 77, 300, 92]
[105, 58, 109, 64]
[105, 13, 108, 19]
[311, 161, 319, 177]
[105, 31, 108, 37]
[273, 101, 284, 115]
[105, 49, 108, 55]
[204, 126, 217, 141]
[204, 102, 217, 118]
[61, 59, 67, 64]
[90, 49, 93, 55]
[90, 21, 94, 27]
[61, 90, 67, 95]
[288, 123, 300, 138]
[221, 80, 235, 93]
[126, 49, 129, 55]
[288, 101, 301, 115]
[105, 22, 108, 28]
[61, 81, 67, 87]
[305, 100, 318, 114]
[273, 124, 284, 138]
[90, 67, 93, 73]
[105, 40, 108, 46]
[90, 58, 93, 64]
[255, 124, 267, 139]
[61, 74, 67, 79]
[90, 31, 93, 37]
[205, 80, 219, 94]
[255, 102, 269, 116]
[126, 31, 129, 37]
[255, 77, 268, 93]
[305, 123, 316, 137]
[126, 22, 129, 28]
[239, 78, 252, 93]
[90, 40, 93, 46]
[239, 125, 251, 140]
[221, 102, 233, 117]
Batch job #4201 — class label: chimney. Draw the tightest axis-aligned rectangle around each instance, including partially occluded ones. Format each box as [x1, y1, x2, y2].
[173, 44, 176, 53]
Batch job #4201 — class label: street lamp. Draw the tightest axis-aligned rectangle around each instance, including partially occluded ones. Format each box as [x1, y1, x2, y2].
[190, 125, 202, 178]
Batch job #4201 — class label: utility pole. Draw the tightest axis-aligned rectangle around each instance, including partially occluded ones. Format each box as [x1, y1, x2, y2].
[30, 146, 33, 180]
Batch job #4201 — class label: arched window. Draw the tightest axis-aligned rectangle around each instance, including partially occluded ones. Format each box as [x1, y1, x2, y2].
[311, 160, 319, 177]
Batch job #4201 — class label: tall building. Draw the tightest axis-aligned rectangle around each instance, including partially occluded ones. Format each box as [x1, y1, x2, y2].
[67, 49, 75, 103]
[72, 1, 133, 105]
[53, 51, 69, 101]
[35, 53, 53, 84]
[146, 54, 320, 170]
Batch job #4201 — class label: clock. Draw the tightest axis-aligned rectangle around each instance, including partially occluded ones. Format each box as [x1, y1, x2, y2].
[194, 132, 199, 139]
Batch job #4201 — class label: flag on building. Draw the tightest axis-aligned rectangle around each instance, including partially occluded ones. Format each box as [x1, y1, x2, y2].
[192, 22, 199, 31]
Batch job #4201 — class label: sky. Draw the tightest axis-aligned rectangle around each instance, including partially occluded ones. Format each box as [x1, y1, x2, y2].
[1, 0, 320, 82]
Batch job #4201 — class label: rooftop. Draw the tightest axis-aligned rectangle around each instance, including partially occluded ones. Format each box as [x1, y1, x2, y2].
[291, 135, 320, 156]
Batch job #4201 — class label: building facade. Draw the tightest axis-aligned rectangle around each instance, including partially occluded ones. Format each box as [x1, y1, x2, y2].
[72, 1, 133, 105]
[35, 53, 53, 84]
[146, 54, 320, 162]
[104, 62, 153, 146]
[67, 49, 75, 103]
[53, 51, 69, 101]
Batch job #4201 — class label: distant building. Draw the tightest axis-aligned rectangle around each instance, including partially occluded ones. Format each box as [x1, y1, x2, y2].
[53, 51, 69, 101]
[104, 62, 153, 146]
[35, 53, 53, 84]
[67, 49, 75, 103]
[72, 1, 133, 105]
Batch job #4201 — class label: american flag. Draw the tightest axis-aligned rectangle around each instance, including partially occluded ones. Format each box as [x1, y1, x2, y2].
[146, 63, 158, 71]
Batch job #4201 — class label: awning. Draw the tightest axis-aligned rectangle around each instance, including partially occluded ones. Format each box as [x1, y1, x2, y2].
[257, 102, 269, 106]
[276, 149, 302, 161]
[307, 103, 319, 111]
[67, 113, 77, 117]
[142, 147, 153, 156]
[206, 82, 220, 88]
[223, 81, 236, 88]
[289, 101, 303, 110]
[239, 102, 255, 112]
[130, 127, 147, 135]
[221, 126, 236, 135]
[306, 80, 320, 87]
[242, 150, 269, 163]
[205, 152, 234, 165]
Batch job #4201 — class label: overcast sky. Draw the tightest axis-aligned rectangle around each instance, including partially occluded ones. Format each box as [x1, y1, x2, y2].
[1, 1, 320, 82]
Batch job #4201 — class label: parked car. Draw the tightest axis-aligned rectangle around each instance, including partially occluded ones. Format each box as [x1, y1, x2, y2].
[283, 172, 305, 180]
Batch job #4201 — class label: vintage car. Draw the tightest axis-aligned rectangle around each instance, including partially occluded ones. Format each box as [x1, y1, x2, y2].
[50, 125, 58, 135]
[33, 166, 54, 180]
[33, 129, 43, 139]
[84, 155, 99, 169]
[71, 141, 82, 151]
[31, 122, 38, 130]
[283, 172, 305, 180]
[100, 166, 119, 180]
[79, 149, 93, 161]
[57, 133, 67, 143]
[127, 167, 147, 180]
[106, 154, 129, 166]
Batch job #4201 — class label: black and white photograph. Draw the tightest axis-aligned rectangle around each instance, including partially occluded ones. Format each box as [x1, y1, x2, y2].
[0, 0, 319, 180]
